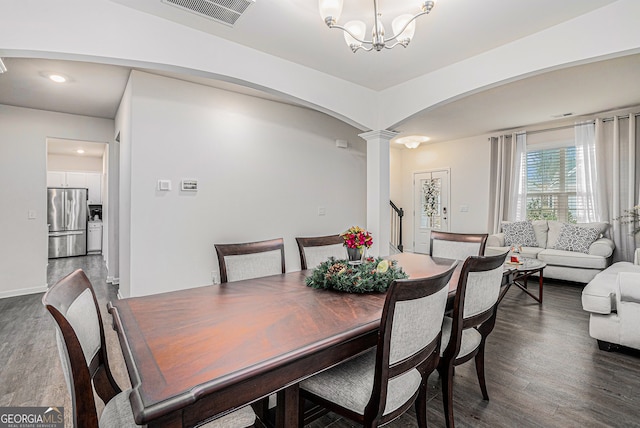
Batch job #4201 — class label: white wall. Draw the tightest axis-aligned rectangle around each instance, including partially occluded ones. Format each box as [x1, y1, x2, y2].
[396, 135, 492, 252]
[119, 71, 367, 297]
[47, 153, 104, 172]
[0, 105, 114, 298]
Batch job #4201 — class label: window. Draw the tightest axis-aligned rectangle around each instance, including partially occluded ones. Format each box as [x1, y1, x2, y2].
[526, 145, 578, 223]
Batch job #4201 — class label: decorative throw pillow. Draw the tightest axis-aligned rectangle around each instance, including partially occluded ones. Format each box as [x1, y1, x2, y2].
[553, 223, 601, 253]
[503, 221, 539, 247]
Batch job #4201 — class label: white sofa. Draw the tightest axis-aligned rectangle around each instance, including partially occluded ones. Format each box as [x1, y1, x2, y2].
[486, 220, 615, 283]
[581, 249, 640, 351]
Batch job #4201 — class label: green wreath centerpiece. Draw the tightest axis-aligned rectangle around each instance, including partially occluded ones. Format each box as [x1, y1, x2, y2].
[305, 257, 408, 293]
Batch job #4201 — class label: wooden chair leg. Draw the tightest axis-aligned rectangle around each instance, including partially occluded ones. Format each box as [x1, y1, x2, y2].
[474, 343, 489, 400]
[415, 380, 428, 428]
[439, 364, 455, 428]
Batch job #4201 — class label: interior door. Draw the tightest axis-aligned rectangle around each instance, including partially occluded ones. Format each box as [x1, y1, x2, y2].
[413, 170, 450, 254]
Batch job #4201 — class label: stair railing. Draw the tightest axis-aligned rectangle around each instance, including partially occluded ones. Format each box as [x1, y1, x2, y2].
[390, 201, 404, 252]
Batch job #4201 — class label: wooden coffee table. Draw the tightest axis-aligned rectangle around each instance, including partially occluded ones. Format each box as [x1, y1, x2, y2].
[498, 258, 546, 304]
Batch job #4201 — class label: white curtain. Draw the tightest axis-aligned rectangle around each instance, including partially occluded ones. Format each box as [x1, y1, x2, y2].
[510, 132, 527, 221]
[575, 121, 602, 222]
[488, 133, 526, 234]
[597, 114, 640, 262]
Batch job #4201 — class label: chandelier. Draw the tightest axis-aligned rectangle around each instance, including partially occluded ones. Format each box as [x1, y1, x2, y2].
[318, 0, 436, 53]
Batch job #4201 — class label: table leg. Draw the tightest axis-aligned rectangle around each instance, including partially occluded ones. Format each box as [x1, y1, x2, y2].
[276, 384, 300, 428]
[513, 269, 543, 304]
[538, 270, 544, 303]
[497, 271, 514, 304]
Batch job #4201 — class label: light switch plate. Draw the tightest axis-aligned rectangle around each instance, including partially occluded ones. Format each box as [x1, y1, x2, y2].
[158, 180, 172, 191]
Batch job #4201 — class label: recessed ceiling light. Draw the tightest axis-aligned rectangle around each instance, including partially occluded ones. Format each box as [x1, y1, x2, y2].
[49, 74, 67, 83]
[76, 149, 85, 154]
[393, 135, 431, 149]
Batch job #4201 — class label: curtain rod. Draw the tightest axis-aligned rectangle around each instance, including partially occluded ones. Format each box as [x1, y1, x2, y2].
[512, 112, 640, 136]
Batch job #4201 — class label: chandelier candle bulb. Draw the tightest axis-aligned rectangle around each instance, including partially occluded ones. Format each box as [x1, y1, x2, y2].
[392, 14, 416, 44]
[319, 0, 343, 25]
[344, 21, 366, 50]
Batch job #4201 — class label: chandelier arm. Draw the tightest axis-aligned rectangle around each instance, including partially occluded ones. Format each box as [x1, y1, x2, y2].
[383, 41, 408, 50]
[329, 23, 372, 45]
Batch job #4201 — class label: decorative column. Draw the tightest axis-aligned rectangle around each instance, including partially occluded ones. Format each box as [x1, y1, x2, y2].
[359, 130, 397, 257]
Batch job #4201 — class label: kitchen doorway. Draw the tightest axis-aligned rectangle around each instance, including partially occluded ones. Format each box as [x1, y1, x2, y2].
[46, 137, 108, 260]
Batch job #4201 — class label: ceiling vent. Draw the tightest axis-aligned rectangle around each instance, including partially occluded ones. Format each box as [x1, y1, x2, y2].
[161, 0, 255, 27]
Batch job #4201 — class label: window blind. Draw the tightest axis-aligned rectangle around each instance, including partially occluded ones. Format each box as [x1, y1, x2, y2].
[526, 146, 578, 222]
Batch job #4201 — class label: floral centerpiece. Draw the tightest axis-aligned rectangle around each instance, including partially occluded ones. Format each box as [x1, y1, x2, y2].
[305, 257, 408, 293]
[614, 205, 640, 235]
[340, 226, 373, 264]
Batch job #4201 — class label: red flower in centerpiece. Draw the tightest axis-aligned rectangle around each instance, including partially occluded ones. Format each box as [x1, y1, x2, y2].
[340, 226, 373, 249]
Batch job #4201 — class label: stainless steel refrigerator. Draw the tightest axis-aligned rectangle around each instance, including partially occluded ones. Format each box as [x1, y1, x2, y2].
[47, 188, 88, 258]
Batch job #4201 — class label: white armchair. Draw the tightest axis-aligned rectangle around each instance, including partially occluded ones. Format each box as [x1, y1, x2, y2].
[583, 249, 640, 351]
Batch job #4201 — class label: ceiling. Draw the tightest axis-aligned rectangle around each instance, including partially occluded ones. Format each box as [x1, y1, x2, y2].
[110, 0, 618, 91]
[1, 0, 639, 145]
[48, 138, 107, 158]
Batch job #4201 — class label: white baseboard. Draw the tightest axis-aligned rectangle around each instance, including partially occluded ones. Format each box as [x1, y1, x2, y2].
[112, 277, 119, 285]
[117, 291, 123, 300]
[0, 284, 49, 299]
[107, 276, 114, 283]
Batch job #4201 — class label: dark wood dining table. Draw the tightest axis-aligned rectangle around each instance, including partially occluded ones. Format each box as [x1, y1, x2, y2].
[107, 253, 460, 428]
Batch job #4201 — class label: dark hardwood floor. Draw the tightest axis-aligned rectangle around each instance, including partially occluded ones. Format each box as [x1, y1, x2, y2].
[1, 255, 639, 428]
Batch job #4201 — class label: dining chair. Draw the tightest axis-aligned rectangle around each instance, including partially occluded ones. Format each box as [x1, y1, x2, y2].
[298, 263, 458, 428]
[295, 234, 344, 270]
[215, 238, 285, 283]
[430, 231, 488, 260]
[214, 238, 285, 420]
[42, 269, 256, 428]
[437, 251, 509, 428]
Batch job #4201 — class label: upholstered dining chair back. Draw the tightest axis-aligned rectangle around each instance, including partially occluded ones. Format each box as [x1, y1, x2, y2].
[385, 264, 456, 367]
[42, 269, 122, 428]
[299, 264, 457, 427]
[462, 262, 505, 319]
[215, 238, 285, 283]
[430, 231, 488, 261]
[296, 234, 344, 270]
[445, 252, 507, 356]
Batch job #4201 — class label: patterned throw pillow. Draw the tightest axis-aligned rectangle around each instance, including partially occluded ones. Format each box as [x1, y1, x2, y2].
[503, 221, 539, 247]
[553, 223, 601, 253]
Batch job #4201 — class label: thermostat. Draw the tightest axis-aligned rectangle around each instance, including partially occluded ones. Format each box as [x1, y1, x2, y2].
[181, 179, 198, 191]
